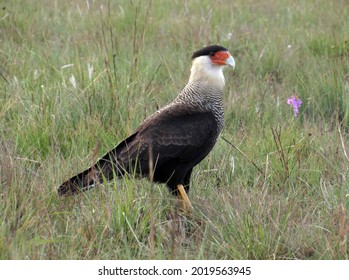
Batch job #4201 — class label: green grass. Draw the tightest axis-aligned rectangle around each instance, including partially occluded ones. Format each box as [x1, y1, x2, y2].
[1, 0, 348, 259]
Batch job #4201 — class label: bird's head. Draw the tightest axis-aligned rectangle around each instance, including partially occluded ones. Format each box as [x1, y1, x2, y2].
[189, 45, 235, 88]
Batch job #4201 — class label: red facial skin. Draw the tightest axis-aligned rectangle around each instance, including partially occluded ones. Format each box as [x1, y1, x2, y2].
[210, 51, 231, 65]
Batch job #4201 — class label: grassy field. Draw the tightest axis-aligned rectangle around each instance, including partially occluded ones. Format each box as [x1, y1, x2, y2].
[0, 0, 348, 259]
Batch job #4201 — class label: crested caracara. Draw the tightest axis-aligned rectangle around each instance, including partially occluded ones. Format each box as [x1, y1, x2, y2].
[58, 44, 235, 213]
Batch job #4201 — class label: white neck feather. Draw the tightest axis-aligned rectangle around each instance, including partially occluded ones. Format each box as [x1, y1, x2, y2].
[189, 56, 226, 89]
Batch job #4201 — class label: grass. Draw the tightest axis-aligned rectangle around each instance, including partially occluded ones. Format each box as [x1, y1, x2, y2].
[0, 0, 348, 259]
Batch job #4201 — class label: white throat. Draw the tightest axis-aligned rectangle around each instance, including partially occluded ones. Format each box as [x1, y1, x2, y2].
[189, 56, 226, 89]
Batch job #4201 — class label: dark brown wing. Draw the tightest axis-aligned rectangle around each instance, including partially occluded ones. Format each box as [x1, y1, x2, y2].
[105, 108, 218, 179]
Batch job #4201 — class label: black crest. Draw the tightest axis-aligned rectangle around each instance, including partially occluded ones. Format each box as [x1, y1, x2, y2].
[191, 45, 228, 59]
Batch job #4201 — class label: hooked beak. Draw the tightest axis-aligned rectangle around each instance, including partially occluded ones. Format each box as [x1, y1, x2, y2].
[225, 55, 236, 69]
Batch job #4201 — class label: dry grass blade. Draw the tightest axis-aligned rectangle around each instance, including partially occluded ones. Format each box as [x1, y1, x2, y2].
[148, 145, 156, 258]
[271, 127, 289, 177]
[221, 136, 264, 176]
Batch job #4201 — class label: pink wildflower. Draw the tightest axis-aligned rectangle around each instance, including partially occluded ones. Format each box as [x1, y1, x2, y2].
[287, 95, 302, 117]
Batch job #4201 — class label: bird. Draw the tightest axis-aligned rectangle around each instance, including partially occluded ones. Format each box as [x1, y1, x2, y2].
[58, 44, 235, 213]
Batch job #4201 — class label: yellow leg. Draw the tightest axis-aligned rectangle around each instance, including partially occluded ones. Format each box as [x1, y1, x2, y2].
[177, 184, 193, 214]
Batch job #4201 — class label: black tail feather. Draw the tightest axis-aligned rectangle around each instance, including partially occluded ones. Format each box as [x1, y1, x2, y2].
[58, 156, 121, 196]
[58, 166, 98, 196]
[58, 131, 146, 196]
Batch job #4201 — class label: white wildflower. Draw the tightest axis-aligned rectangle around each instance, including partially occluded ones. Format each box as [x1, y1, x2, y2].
[34, 69, 39, 80]
[230, 156, 235, 176]
[69, 74, 77, 89]
[226, 32, 233, 40]
[255, 104, 260, 113]
[88, 63, 94, 81]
